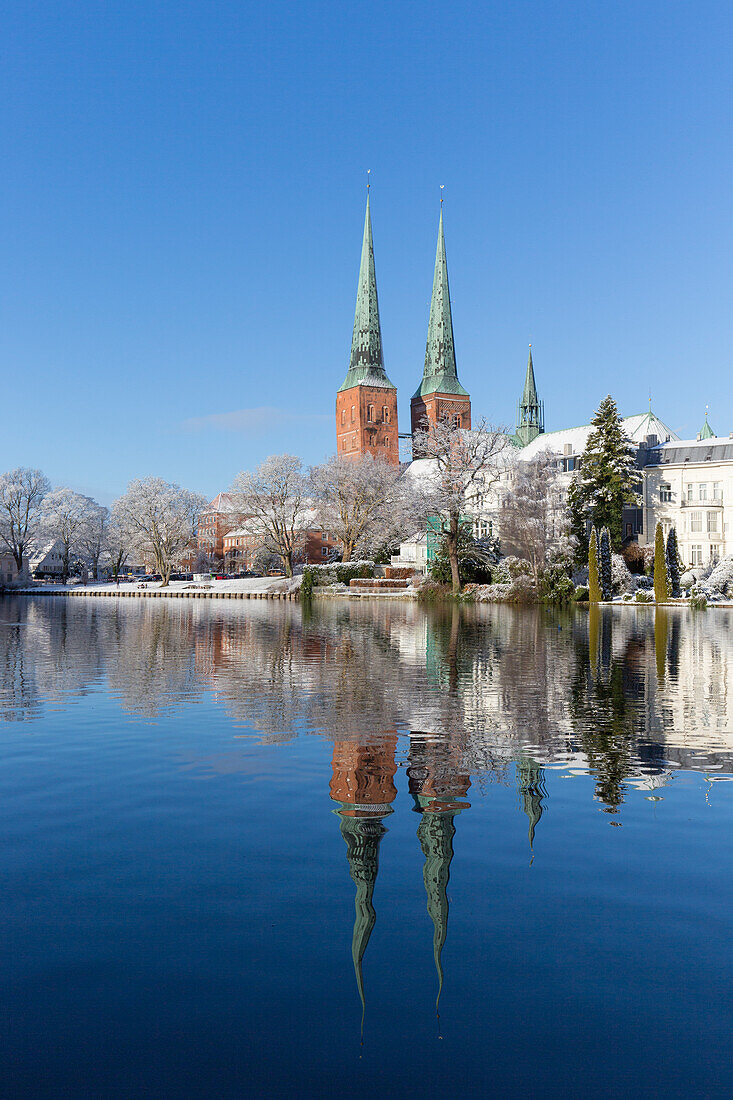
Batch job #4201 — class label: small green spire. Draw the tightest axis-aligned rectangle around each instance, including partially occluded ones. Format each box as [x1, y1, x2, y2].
[514, 345, 545, 447]
[412, 208, 469, 399]
[338, 195, 396, 393]
[699, 407, 715, 439]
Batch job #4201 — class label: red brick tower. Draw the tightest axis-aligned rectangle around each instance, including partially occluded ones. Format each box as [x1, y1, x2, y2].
[336, 195, 399, 465]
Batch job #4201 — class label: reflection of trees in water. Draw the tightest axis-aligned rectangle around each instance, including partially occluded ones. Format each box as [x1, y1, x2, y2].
[1, 598, 732, 782]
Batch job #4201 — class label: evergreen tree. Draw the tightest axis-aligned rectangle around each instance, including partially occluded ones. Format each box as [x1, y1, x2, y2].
[588, 526, 602, 603]
[567, 476, 589, 568]
[568, 395, 641, 553]
[653, 522, 669, 602]
[665, 527, 681, 597]
[599, 526, 612, 600]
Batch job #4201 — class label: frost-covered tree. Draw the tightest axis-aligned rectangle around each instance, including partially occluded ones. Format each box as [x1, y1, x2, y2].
[653, 522, 669, 603]
[230, 455, 308, 578]
[568, 395, 641, 556]
[706, 555, 733, 596]
[41, 488, 97, 583]
[114, 478, 207, 586]
[105, 512, 131, 583]
[78, 503, 111, 580]
[665, 527, 681, 597]
[310, 454, 412, 563]
[599, 527, 612, 600]
[0, 467, 51, 576]
[588, 527, 602, 603]
[411, 417, 509, 594]
[500, 451, 569, 584]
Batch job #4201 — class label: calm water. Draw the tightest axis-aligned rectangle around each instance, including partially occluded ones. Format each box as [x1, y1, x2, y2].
[1, 596, 732, 1098]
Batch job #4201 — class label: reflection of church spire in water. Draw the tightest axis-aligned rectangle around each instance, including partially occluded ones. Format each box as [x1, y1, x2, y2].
[330, 736, 397, 1037]
[416, 807, 455, 1009]
[407, 732, 471, 1018]
[516, 757, 546, 860]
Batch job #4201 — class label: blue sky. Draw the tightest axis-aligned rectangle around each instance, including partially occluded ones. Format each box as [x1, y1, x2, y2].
[2, 0, 732, 503]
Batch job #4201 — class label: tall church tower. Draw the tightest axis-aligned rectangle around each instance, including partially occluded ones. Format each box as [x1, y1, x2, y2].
[411, 207, 471, 435]
[336, 195, 399, 465]
[514, 345, 544, 447]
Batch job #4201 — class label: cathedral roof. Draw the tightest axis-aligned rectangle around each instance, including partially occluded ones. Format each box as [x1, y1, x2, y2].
[338, 196, 396, 393]
[413, 209, 469, 399]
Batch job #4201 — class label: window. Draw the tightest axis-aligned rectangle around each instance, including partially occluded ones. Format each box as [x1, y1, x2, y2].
[659, 483, 672, 503]
[321, 531, 328, 540]
[367, 404, 374, 423]
[710, 545, 720, 562]
[383, 406, 389, 423]
[686, 484, 693, 501]
[707, 511, 720, 533]
[691, 545, 703, 565]
[713, 482, 722, 500]
[690, 511, 703, 533]
[321, 546, 328, 556]
[351, 406, 355, 423]
[455, 415, 462, 429]
[699, 483, 708, 501]
[341, 409, 346, 425]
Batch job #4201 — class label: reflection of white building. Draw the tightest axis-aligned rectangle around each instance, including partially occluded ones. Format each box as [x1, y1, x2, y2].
[640, 428, 733, 566]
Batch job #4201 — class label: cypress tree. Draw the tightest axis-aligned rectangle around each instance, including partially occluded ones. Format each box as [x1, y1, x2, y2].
[569, 395, 642, 552]
[666, 527, 681, 597]
[588, 526, 602, 603]
[654, 522, 669, 603]
[599, 526, 612, 600]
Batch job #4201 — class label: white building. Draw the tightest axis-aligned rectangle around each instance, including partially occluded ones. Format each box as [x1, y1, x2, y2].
[28, 540, 65, 578]
[641, 431, 733, 566]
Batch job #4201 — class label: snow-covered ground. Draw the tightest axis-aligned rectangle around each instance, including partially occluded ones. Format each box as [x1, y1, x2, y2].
[11, 576, 302, 596]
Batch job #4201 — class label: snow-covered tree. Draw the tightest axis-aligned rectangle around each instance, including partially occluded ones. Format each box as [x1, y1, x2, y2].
[105, 511, 131, 583]
[41, 488, 97, 583]
[0, 467, 51, 576]
[78, 503, 111, 580]
[500, 451, 569, 584]
[568, 395, 641, 556]
[665, 527, 681, 597]
[113, 478, 207, 586]
[706, 555, 733, 596]
[310, 454, 408, 563]
[230, 455, 308, 578]
[411, 417, 509, 594]
[653, 522, 669, 602]
[599, 526, 612, 600]
[588, 527, 602, 603]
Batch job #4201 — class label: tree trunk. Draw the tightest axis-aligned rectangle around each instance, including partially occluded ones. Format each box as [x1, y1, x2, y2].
[341, 541, 354, 563]
[284, 551, 293, 578]
[448, 513, 461, 595]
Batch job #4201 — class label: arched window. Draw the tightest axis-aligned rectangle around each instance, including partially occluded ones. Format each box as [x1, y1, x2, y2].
[341, 408, 346, 425]
[367, 404, 374, 423]
[351, 406, 356, 423]
[383, 406, 389, 423]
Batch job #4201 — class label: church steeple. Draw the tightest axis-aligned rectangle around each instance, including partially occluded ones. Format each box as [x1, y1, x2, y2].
[336, 193, 399, 464]
[514, 345, 545, 448]
[410, 203, 471, 435]
[339, 196, 395, 393]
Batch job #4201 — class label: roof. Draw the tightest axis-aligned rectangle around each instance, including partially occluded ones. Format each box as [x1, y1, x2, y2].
[412, 209, 469, 400]
[518, 410, 679, 461]
[338, 196, 396, 393]
[225, 507, 323, 538]
[646, 437, 733, 466]
[206, 492, 237, 513]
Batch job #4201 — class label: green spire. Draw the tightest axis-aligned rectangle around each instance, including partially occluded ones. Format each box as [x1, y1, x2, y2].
[699, 408, 715, 439]
[417, 808, 456, 1013]
[516, 757, 546, 859]
[338, 812, 388, 1033]
[514, 345, 545, 447]
[338, 196, 396, 393]
[412, 209, 469, 399]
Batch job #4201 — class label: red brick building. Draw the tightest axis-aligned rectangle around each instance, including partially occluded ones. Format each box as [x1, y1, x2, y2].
[197, 492, 239, 565]
[223, 513, 341, 573]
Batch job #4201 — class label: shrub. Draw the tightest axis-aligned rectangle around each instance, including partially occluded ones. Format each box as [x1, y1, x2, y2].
[493, 556, 532, 584]
[611, 553, 635, 596]
[622, 541, 646, 574]
[539, 560, 575, 604]
[573, 585, 589, 602]
[417, 579, 449, 603]
[300, 568, 314, 599]
[665, 527, 682, 597]
[588, 528, 602, 603]
[635, 590, 654, 604]
[507, 575, 538, 604]
[653, 523, 670, 602]
[689, 585, 708, 611]
[706, 556, 733, 596]
[302, 561, 376, 588]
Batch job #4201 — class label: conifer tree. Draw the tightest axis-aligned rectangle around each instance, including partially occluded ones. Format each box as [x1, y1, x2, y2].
[588, 526, 602, 603]
[567, 395, 641, 557]
[654, 522, 669, 603]
[665, 527, 681, 597]
[599, 526, 612, 600]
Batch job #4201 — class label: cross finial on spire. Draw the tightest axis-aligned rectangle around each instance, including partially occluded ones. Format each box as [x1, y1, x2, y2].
[366, 168, 370, 193]
[440, 184, 444, 206]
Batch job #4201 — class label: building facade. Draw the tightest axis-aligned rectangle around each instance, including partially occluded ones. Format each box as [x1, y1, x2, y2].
[197, 492, 239, 564]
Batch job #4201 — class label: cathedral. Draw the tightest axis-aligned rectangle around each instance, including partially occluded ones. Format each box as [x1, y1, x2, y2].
[335, 195, 544, 463]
